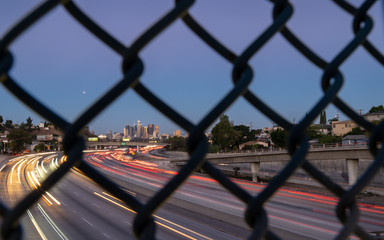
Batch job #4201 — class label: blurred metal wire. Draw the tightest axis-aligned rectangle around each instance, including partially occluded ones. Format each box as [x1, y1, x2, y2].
[0, 0, 383, 239]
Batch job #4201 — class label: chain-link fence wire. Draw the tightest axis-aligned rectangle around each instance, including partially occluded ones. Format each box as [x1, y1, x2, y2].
[1, 0, 384, 239]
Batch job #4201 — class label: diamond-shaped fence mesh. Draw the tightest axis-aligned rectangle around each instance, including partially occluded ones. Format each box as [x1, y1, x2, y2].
[1, 0, 384, 239]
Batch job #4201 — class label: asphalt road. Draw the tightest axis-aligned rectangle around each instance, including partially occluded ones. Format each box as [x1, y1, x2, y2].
[0, 151, 383, 239]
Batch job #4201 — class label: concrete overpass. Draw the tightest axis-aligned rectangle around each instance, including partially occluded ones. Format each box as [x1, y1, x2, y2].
[86, 141, 166, 150]
[171, 146, 375, 187]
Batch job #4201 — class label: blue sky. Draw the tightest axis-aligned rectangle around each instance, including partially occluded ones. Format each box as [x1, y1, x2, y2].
[1, 0, 383, 135]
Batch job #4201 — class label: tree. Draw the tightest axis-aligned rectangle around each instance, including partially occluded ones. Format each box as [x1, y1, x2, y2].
[211, 115, 239, 151]
[165, 136, 186, 151]
[26, 117, 33, 130]
[306, 125, 322, 140]
[232, 125, 261, 148]
[0, 116, 4, 131]
[81, 126, 97, 138]
[318, 135, 342, 144]
[251, 129, 262, 135]
[4, 120, 13, 129]
[343, 127, 364, 137]
[33, 143, 47, 152]
[19, 122, 27, 130]
[270, 128, 288, 148]
[369, 105, 384, 113]
[7, 128, 32, 153]
[233, 125, 252, 145]
[328, 117, 338, 123]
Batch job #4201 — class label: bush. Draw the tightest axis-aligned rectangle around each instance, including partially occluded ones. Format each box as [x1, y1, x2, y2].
[208, 144, 220, 153]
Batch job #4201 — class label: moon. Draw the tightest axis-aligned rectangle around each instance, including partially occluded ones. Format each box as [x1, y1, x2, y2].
[82, 90, 86, 95]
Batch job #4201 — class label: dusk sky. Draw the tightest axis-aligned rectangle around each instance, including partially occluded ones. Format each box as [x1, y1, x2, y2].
[1, 0, 383, 135]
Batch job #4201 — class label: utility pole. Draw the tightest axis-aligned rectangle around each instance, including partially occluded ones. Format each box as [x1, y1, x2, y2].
[357, 109, 363, 115]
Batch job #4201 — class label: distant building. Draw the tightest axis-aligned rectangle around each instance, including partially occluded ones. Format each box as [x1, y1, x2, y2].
[123, 122, 158, 139]
[106, 131, 112, 139]
[363, 112, 384, 122]
[137, 121, 142, 138]
[98, 134, 107, 141]
[331, 120, 359, 136]
[36, 135, 53, 141]
[173, 130, 182, 137]
[313, 124, 332, 135]
[143, 126, 148, 139]
[155, 125, 159, 138]
[123, 125, 129, 138]
[160, 134, 169, 142]
[148, 124, 154, 136]
[342, 135, 368, 147]
[112, 132, 122, 141]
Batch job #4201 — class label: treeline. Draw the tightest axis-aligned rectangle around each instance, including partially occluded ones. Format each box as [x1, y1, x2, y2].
[165, 115, 263, 152]
[0, 116, 94, 154]
[270, 126, 364, 148]
[0, 116, 37, 153]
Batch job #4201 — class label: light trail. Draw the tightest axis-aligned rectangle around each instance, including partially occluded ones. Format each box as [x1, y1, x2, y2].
[28, 171, 61, 206]
[36, 161, 44, 179]
[37, 203, 68, 240]
[45, 192, 61, 206]
[51, 158, 58, 170]
[60, 156, 66, 164]
[27, 171, 51, 205]
[32, 158, 38, 165]
[17, 158, 28, 183]
[269, 214, 359, 240]
[41, 160, 48, 173]
[94, 192, 213, 240]
[27, 210, 47, 240]
[10, 158, 24, 184]
[85, 152, 384, 239]
[27, 171, 38, 189]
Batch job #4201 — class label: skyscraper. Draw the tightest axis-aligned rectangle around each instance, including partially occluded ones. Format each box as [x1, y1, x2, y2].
[123, 125, 129, 138]
[155, 125, 159, 138]
[143, 126, 148, 139]
[148, 124, 154, 136]
[137, 120, 142, 138]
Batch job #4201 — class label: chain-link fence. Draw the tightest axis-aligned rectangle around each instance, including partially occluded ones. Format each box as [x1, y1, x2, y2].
[1, 0, 384, 239]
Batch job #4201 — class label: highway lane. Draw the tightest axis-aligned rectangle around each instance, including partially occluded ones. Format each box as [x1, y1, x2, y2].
[0, 153, 248, 239]
[83, 149, 384, 239]
[1, 150, 384, 239]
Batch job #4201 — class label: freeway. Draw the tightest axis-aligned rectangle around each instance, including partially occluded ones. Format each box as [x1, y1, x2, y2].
[0, 150, 383, 239]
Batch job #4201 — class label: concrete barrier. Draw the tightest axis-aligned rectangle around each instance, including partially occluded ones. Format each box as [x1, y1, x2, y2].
[170, 148, 384, 194]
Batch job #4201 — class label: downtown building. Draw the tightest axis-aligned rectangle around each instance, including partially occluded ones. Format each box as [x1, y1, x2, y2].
[124, 120, 159, 139]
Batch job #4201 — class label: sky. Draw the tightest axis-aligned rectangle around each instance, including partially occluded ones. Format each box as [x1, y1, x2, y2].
[1, 0, 383, 135]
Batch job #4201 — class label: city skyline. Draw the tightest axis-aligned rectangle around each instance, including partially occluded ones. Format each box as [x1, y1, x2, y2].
[1, 1, 383, 136]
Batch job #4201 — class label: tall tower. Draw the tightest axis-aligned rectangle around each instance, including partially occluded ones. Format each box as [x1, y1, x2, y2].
[155, 125, 159, 138]
[143, 126, 148, 138]
[148, 124, 154, 136]
[137, 120, 142, 138]
[123, 125, 129, 138]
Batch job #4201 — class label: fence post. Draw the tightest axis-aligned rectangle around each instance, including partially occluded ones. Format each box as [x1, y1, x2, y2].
[251, 162, 260, 182]
[346, 158, 359, 186]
